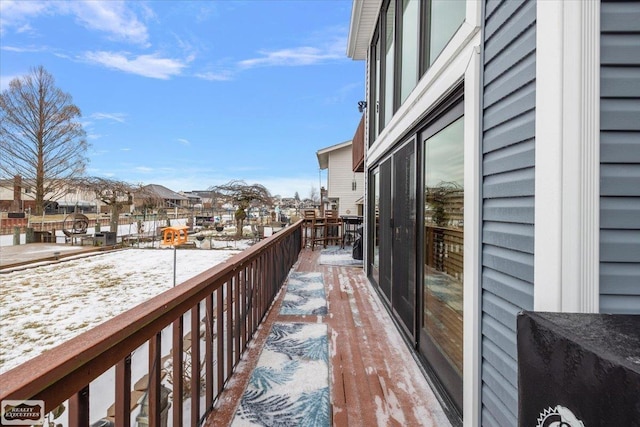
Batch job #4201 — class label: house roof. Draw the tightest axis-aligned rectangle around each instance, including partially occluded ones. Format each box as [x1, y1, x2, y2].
[347, 0, 382, 60]
[139, 184, 188, 200]
[316, 140, 353, 170]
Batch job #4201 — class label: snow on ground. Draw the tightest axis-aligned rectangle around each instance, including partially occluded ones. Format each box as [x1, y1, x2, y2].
[0, 242, 252, 373]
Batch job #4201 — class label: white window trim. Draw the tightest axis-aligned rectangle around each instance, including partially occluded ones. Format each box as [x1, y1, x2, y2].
[463, 44, 482, 427]
[534, 0, 600, 313]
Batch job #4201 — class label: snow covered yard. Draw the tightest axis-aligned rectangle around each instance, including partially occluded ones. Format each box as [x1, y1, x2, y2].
[0, 243, 251, 373]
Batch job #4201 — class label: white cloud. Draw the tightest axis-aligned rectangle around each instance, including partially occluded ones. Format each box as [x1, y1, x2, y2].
[239, 46, 343, 69]
[91, 112, 127, 123]
[0, 1, 149, 45]
[135, 166, 154, 173]
[237, 30, 348, 69]
[0, 45, 42, 53]
[63, 1, 150, 46]
[195, 70, 233, 82]
[177, 138, 190, 146]
[0, 0, 50, 36]
[83, 51, 187, 79]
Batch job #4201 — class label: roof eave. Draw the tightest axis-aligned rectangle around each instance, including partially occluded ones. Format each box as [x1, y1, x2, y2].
[316, 140, 353, 170]
[317, 152, 328, 170]
[346, 0, 382, 60]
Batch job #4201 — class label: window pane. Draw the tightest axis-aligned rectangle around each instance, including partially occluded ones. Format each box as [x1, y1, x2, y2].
[384, 1, 395, 126]
[373, 171, 380, 270]
[423, 117, 464, 377]
[375, 36, 381, 138]
[401, 0, 419, 103]
[429, 0, 465, 65]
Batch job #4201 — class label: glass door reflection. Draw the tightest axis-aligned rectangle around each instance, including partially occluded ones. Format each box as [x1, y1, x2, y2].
[421, 116, 464, 412]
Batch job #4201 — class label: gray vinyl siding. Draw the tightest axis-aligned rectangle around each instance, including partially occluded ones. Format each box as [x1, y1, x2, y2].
[481, 0, 535, 425]
[600, 1, 640, 314]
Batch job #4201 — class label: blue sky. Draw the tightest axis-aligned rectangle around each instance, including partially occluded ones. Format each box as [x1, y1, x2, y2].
[0, 0, 364, 198]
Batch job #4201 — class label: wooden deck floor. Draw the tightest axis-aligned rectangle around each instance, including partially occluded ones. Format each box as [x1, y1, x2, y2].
[205, 247, 452, 427]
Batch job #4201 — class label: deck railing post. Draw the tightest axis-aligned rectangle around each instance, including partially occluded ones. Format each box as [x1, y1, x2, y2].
[216, 288, 224, 396]
[147, 333, 162, 427]
[68, 385, 89, 427]
[205, 294, 214, 411]
[190, 304, 200, 426]
[234, 270, 241, 365]
[241, 267, 248, 351]
[226, 279, 233, 377]
[172, 317, 184, 426]
[115, 355, 132, 427]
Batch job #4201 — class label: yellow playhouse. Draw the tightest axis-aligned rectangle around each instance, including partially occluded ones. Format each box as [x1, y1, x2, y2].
[161, 225, 190, 246]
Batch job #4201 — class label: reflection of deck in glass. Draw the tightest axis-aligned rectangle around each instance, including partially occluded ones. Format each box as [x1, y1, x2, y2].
[425, 225, 463, 280]
[424, 267, 463, 376]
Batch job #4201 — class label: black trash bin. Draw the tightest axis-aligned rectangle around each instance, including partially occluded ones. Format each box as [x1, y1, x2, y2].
[352, 226, 363, 260]
[517, 311, 640, 426]
[94, 231, 117, 246]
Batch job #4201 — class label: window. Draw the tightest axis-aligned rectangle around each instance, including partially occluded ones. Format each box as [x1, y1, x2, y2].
[383, 0, 395, 127]
[427, 0, 465, 65]
[371, 170, 380, 274]
[375, 35, 381, 139]
[371, 33, 381, 144]
[400, 0, 419, 103]
[368, 0, 465, 136]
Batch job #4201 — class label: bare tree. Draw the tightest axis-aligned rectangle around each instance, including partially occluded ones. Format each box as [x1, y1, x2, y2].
[210, 180, 273, 237]
[0, 66, 89, 215]
[309, 186, 319, 206]
[79, 177, 135, 232]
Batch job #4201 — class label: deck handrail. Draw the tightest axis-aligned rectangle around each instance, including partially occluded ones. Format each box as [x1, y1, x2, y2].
[0, 220, 303, 426]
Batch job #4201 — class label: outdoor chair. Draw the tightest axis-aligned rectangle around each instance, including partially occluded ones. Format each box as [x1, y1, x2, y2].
[324, 210, 342, 247]
[302, 209, 326, 250]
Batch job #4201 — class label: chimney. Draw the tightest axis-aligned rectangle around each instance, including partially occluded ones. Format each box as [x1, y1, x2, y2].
[13, 175, 22, 211]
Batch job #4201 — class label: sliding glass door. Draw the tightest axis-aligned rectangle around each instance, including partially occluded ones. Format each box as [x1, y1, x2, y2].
[419, 106, 464, 412]
[391, 141, 416, 336]
[369, 141, 417, 338]
[368, 88, 465, 414]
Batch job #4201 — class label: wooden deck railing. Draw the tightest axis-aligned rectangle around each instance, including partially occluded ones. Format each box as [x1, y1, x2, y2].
[0, 220, 303, 426]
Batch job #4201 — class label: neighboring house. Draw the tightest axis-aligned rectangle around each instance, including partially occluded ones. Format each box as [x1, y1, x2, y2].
[0, 176, 32, 211]
[179, 191, 204, 209]
[135, 184, 189, 210]
[347, 1, 639, 426]
[0, 175, 119, 213]
[316, 140, 365, 216]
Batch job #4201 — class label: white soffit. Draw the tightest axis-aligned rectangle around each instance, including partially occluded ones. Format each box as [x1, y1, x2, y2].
[347, 0, 382, 60]
[316, 140, 353, 169]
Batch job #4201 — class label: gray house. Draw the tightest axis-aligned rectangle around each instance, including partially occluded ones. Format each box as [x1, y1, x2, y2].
[347, 0, 639, 425]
